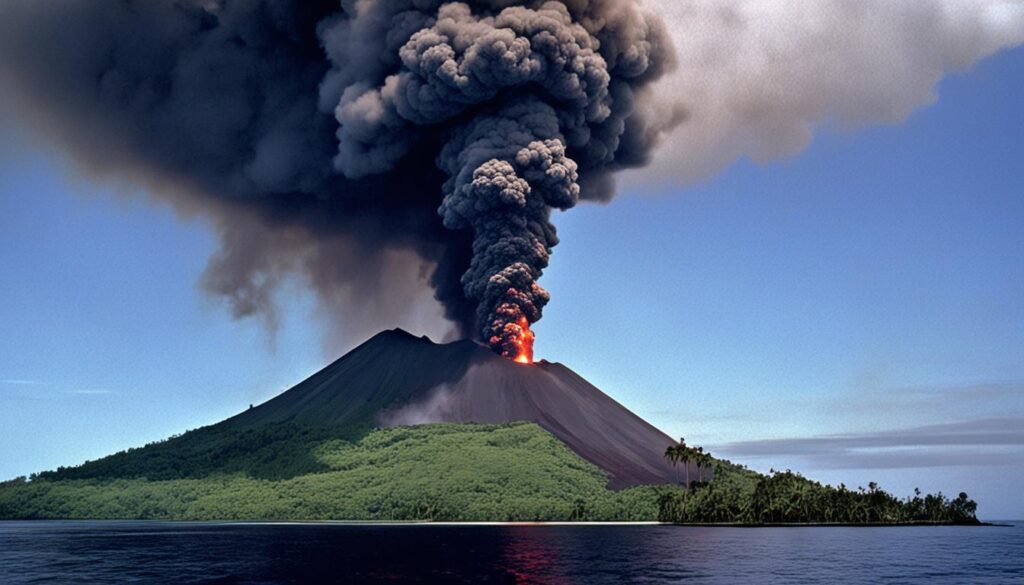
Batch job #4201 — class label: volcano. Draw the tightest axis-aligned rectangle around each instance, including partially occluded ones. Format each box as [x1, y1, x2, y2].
[222, 329, 692, 488]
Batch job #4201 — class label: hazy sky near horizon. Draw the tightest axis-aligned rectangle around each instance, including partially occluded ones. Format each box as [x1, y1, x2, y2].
[2, 46, 1022, 516]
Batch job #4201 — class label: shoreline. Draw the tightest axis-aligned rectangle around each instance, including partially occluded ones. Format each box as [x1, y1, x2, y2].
[0, 519, 1009, 527]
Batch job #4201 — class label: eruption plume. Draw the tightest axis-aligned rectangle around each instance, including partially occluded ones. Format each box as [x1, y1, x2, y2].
[328, 1, 670, 359]
[0, 1, 1021, 357]
[0, 0, 674, 359]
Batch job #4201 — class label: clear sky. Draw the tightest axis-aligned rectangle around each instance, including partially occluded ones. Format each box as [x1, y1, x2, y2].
[1, 47, 1021, 518]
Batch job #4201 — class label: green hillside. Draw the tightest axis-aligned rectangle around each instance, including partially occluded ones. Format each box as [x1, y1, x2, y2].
[0, 419, 980, 523]
[0, 423, 665, 521]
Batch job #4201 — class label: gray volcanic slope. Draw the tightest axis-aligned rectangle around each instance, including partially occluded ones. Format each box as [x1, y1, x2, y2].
[223, 329, 692, 488]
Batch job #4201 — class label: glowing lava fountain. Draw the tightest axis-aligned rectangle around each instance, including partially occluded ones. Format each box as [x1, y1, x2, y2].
[513, 316, 535, 365]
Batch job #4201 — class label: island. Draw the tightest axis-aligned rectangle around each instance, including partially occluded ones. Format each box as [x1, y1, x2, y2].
[0, 332, 980, 525]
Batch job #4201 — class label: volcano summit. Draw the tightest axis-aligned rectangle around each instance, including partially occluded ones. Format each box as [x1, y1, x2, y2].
[225, 329, 693, 488]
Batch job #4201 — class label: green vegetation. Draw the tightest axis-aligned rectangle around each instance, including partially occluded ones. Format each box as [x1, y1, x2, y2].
[663, 437, 713, 488]
[0, 423, 664, 521]
[32, 423, 363, 482]
[0, 421, 980, 524]
[656, 459, 979, 525]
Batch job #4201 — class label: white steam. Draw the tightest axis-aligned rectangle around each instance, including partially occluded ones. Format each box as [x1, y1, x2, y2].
[633, 0, 1024, 186]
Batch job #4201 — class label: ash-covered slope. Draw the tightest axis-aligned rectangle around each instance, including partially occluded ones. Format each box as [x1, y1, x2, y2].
[223, 329, 694, 488]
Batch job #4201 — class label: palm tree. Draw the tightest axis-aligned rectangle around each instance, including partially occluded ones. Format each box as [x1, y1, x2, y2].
[664, 444, 681, 484]
[698, 451, 713, 485]
[694, 446, 705, 483]
[679, 439, 691, 488]
[665, 438, 690, 487]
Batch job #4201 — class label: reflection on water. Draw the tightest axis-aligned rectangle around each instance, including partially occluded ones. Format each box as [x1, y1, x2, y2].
[503, 527, 570, 585]
[0, 521, 1021, 584]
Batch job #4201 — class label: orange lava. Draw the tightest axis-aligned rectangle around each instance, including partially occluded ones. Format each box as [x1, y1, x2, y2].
[512, 316, 535, 364]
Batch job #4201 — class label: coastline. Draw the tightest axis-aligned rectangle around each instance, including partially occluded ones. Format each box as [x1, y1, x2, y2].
[0, 519, 1008, 527]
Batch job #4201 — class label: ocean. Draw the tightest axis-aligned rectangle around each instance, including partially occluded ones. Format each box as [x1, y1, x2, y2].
[1, 521, 1020, 584]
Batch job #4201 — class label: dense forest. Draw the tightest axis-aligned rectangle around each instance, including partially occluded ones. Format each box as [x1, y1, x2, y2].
[0, 423, 663, 521]
[658, 459, 979, 525]
[0, 422, 979, 523]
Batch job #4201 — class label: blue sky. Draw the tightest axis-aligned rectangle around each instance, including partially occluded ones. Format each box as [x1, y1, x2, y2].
[2, 47, 1022, 517]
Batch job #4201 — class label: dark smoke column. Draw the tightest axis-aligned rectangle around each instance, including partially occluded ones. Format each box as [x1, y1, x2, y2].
[328, 1, 672, 360]
[0, 0, 674, 357]
[440, 104, 580, 361]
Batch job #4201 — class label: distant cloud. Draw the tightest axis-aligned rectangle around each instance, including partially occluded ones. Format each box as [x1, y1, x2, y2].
[812, 451, 1023, 470]
[1, 380, 117, 398]
[805, 381, 1024, 422]
[895, 382, 1024, 401]
[65, 389, 116, 396]
[860, 381, 1022, 407]
[712, 417, 1024, 469]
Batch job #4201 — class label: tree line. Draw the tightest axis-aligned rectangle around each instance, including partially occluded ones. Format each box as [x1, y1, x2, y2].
[663, 437, 714, 488]
[659, 440, 979, 525]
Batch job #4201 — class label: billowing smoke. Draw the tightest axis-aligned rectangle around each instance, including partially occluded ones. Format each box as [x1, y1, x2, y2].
[635, 1, 1024, 187]
[323, 1, 671, 358]
[0, 0, 1021, 356]
[0, 0, 673, 358]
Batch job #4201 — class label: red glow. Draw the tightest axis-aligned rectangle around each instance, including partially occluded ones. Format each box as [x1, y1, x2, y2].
[512, 316, 535, 364]
[503, 527, 568, 584]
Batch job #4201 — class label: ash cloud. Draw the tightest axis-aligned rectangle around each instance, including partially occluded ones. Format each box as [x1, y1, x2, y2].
[318, 0, 673, 357]
[1, 1, 1021, 354]
[0, 0, 674, 354]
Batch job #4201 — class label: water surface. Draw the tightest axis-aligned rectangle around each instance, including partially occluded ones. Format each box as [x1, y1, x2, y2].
[1, 521, 1020, 584]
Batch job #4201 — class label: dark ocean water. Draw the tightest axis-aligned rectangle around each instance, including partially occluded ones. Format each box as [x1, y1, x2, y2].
[0, 521, 1021, 584]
